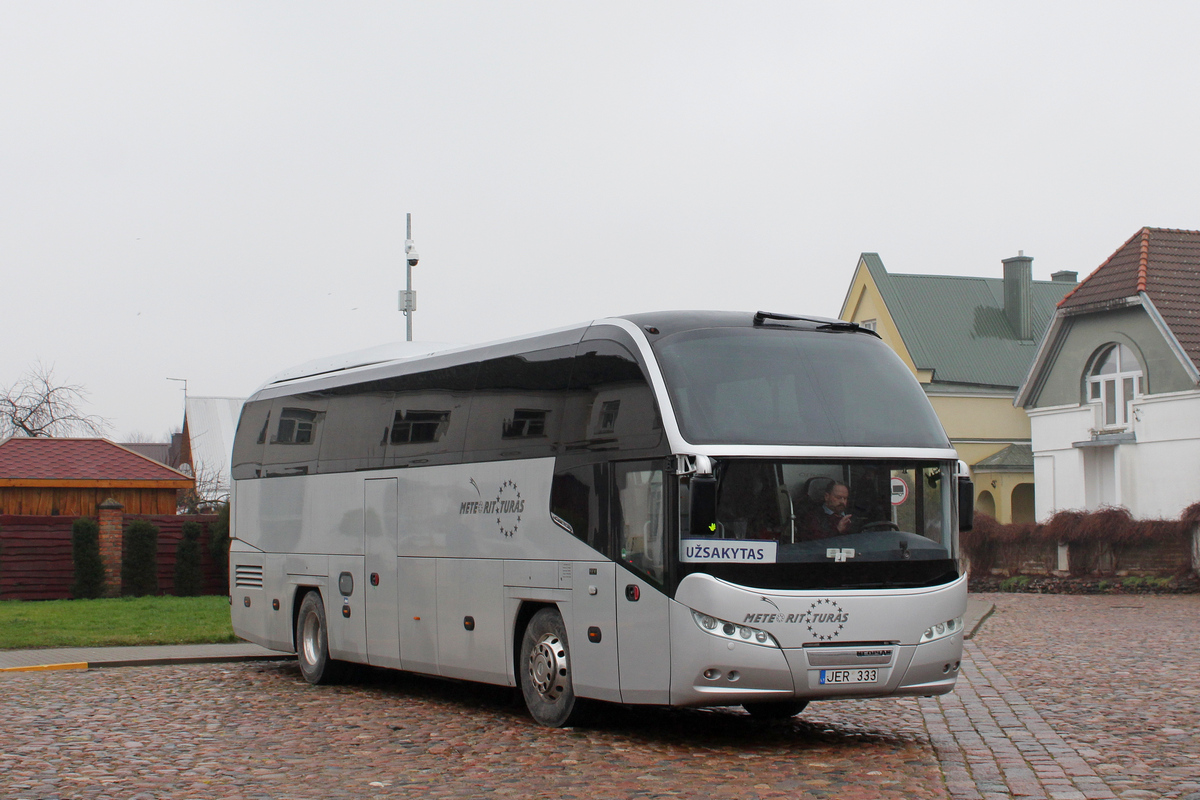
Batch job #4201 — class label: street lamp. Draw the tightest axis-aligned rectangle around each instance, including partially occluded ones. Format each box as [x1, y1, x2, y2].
[401, 212, 419, 341]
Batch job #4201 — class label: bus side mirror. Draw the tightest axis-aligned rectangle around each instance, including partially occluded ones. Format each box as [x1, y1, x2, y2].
[689, 475, 718, 537]
[957, 477, 974, 532]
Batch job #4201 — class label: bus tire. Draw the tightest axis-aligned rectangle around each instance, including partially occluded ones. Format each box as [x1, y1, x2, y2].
[743, 700, 809, 719]
[295, 591, 341, 685]
[519, 607, 581, 727]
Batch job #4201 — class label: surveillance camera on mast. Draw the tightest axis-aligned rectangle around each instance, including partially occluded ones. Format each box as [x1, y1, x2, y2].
[405, 239, 419, 267]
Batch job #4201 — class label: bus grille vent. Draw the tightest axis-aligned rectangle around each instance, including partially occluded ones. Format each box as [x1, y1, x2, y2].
[234, 564, 264, 588]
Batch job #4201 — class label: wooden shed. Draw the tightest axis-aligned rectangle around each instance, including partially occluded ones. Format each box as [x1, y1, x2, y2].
[0, 438, 194, 516]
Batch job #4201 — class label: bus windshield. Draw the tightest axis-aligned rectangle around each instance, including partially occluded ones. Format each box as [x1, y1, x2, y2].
[652, 327, 949, 448]
[680, 459, 958, 590]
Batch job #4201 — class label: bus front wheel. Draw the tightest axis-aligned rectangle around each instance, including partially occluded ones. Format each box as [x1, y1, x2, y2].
[296, 591, 341, 685]
[519, 608, 581, 727]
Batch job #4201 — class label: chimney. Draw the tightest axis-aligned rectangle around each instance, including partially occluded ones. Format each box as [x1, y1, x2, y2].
[1051, 270, 1078, 283]
[1003, 252, 1033, 340]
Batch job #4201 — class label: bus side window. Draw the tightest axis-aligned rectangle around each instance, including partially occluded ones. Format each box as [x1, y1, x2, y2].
[567, 339, 663, 453]
[466, 346, 574, 462]
[262, 396, 327, 477]
[613, 461, 665, 584]
[231, 399, 272, 480]
[550, 463, 610, 557]
[317, 392, 392, 473]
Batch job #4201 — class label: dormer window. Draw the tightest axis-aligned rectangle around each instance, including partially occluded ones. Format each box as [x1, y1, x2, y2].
[1086, 343, 1143, 427]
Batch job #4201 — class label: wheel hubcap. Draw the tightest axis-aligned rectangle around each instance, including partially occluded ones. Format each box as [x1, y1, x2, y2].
[528, 632, 568, 701]
[301, 611, 320, 665]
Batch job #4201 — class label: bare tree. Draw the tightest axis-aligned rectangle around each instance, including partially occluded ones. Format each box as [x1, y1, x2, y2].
[177, 457, 229, 514]
[0, 363, 109, 438]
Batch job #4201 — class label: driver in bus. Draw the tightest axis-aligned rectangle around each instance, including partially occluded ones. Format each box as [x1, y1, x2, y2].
[800, 481, 855, 540]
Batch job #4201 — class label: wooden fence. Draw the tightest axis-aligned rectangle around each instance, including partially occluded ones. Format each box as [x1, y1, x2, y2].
[0, 514, 224, 601]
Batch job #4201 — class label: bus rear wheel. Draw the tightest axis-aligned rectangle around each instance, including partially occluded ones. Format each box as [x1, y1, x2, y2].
[519, 608, 582, 727]
[743, 700, 809, 719]
[296, 591, 341, 685]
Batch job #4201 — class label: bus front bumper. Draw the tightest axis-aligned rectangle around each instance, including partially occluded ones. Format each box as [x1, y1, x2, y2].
[669, 613, 963, 707]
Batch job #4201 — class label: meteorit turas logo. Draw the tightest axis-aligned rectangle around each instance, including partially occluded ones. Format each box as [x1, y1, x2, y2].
[741, 599, 849, 642]
[459, 478, 524, 537]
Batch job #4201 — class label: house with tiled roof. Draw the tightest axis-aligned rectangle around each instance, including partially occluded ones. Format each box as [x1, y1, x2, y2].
[840, 253, 1077, 523]
[1015, 227, 1200, 520]
[0, 438, 194, 516]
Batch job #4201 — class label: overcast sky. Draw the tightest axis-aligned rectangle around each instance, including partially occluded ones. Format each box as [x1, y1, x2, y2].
[3, 2, 1198, 440]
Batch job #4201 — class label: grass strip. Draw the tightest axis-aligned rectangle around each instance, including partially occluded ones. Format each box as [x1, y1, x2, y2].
[0, 595, 237, 650]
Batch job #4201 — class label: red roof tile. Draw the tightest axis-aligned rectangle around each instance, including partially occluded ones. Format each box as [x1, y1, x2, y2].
[1059, 227, 1200, 371]
[0, 438, 193, 482]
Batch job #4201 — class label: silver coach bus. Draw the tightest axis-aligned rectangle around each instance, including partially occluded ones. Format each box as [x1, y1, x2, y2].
[229, 311, 972, 726]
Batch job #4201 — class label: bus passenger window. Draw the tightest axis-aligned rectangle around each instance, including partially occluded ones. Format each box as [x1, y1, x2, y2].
[550, 463, 609, 555]
[262, 398, 326, 477]
[614, 461, 665, 583]
[391, 409, 450, 444]
[275, 408, 317, 444]
[231, 399, 272, 480]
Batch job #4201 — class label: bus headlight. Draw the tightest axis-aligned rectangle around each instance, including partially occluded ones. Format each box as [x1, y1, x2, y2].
[920, 616, 962, 644]
[691, 610, 780, 648]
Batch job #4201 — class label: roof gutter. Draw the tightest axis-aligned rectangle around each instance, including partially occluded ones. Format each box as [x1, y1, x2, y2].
[1013, 311, 1066, 408]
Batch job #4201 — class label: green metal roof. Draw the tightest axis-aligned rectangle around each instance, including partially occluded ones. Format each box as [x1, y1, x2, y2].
[972, 443, 1033, 471]
[861, 254, 1074, 389]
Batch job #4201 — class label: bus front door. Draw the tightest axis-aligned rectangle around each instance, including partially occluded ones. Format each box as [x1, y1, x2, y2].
[364, 478, 402, 669]
[613, 462, 671, 704]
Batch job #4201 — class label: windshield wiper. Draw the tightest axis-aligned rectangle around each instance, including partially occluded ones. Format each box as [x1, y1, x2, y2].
[752, 311, 877, 336]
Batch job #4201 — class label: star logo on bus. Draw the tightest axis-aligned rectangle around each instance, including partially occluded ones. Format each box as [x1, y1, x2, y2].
[494, 480, 523, 538]
[805, 598, 848, 642]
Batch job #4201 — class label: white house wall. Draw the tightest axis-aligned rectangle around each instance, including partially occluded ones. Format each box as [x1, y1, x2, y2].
[1029, 392, 1200, 520]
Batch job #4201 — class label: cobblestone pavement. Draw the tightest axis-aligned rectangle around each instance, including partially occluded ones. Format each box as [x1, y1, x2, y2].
[1, 594, 1196, 800]
[955, 593, 1200, 800]
[0, 660, 945, 800]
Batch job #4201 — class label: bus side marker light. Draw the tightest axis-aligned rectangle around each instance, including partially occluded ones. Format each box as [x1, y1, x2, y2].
[342, 605, 351, 618]
[243, 597, 251, 608]
[625, 585, 640, 601]
[588, 627, 602, 643]
[464, 616, 475, 631]
[272, 599, 280, 611]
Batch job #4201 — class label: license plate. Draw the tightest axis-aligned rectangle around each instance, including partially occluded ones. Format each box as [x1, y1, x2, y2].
[819, 668, 878, 685]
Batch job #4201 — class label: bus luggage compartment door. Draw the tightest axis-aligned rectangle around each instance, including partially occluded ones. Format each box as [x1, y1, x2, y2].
[364, 478, 401, 669]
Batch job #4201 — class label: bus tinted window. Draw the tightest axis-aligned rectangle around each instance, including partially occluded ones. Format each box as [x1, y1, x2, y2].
[653, 328, 949, 448]
[317, 393, 392, 473]
[550, 462, 611, 556]
[566, 340, 663, 453]
[262, 396, 326, 477]
[231, 399, 272, 480]
[464, 347, 575, 462]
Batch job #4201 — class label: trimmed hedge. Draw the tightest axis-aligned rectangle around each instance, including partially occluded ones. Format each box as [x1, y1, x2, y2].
[173, 521, 203, 597]
[208, 504, 230, 593]
[71, 517, 106, 599]
[123, 519, 160, 596]
[962, 503, 1199, 577]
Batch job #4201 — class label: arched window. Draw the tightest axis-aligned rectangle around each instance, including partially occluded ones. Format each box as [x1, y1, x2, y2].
[1086, 343, 1143, 427]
